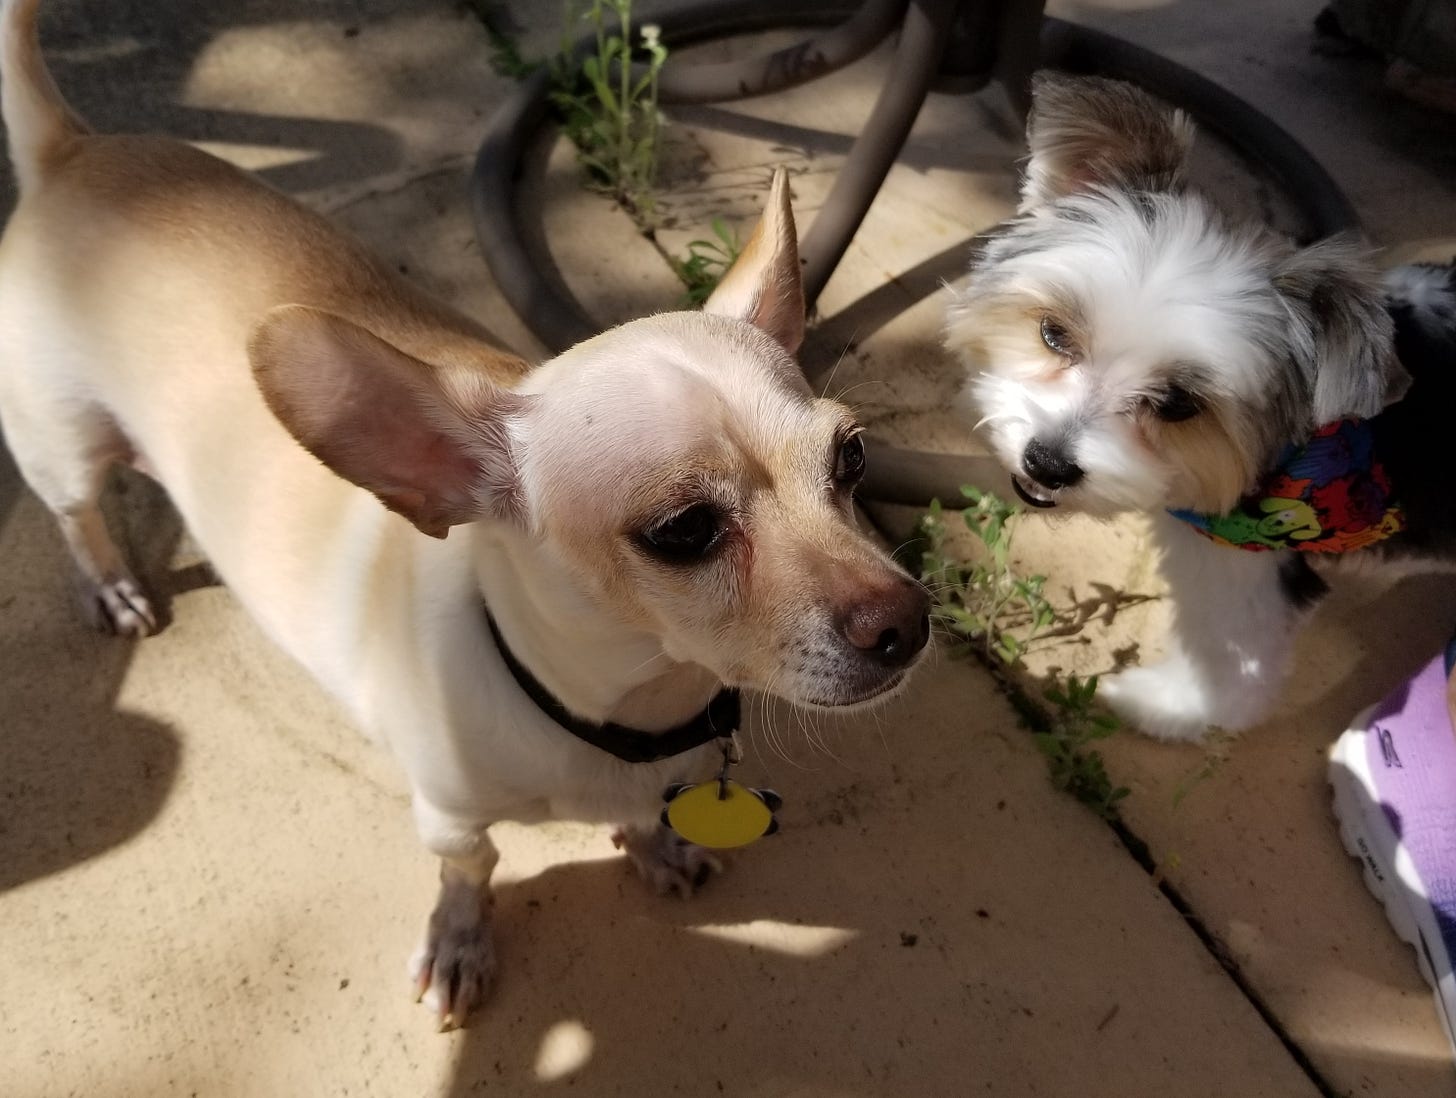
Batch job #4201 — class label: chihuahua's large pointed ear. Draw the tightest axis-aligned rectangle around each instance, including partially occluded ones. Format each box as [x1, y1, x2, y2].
[1275, 239, 1406, 423]
[702, 168, 805, 355]
[249, 306, 531, 538]
[1019, 74, 1194, 212]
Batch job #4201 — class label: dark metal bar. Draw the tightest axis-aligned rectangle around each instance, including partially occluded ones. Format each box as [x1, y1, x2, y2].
[653, 0, 906, 104]
[862, 438, 1012, 505]
[472, 64, 596, 350]
[799, 0, 960, 307]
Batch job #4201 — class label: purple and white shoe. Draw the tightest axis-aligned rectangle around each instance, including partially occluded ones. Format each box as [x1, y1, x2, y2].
[1330, 645, 1456, 1060]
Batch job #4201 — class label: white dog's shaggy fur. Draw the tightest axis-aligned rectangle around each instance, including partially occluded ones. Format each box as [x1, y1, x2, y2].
[945, 73, 1453, 741]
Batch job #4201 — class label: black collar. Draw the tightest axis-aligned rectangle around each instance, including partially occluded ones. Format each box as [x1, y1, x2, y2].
[485, 611, 740, 765]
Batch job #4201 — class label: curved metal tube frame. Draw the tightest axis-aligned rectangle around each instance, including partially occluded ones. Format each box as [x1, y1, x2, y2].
[471, 4, 1359, 506]
[649, 0, 907, 103]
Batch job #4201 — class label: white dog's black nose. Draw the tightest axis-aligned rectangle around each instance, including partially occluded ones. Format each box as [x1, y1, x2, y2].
[1022, 439, 1084, 490]
[842, 579, 931, 669]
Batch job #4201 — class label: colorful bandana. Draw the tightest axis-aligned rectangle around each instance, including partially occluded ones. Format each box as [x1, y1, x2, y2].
[1169, 418, 1404, 553]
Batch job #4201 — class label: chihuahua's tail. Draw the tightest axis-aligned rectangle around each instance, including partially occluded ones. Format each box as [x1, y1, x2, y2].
[1, 0, 86, 193]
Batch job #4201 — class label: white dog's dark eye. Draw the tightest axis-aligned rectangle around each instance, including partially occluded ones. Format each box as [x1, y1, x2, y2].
[639, 504, 723, 562]
[835, 433, 866, 486]
[1039, 317, 1074, 356]
[1150, 384, 1202, 422]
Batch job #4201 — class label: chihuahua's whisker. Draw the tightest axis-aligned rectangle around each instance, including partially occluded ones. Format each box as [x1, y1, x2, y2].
[816, 331, 860, 398]
[824, 378, 892, 406]
[622, 649, 670, 678]
[869, 704, 891, 760]
[794, 705, 834, 765]
[807, 718, 843, 766]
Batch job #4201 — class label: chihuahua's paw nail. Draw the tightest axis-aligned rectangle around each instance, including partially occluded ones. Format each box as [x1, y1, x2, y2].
[409, 888, 495, 1030]
[617, 825, 723, 898]
[408, 931, 494, 1031]
[83, 574, 157, 637]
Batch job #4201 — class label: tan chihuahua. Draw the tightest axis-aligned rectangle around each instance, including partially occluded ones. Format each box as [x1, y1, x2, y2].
[0, 0, 929, 1027]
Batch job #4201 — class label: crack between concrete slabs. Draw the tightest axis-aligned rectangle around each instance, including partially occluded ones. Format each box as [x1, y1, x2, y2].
[966, 639, 1343, 1098]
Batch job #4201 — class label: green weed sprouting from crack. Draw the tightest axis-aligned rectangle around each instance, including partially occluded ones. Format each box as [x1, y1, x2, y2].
[673, 217, 743, 306]
[913, 487, 1056, 665]
[469, 3, 752, 315]
[1035, 676, 1129, 820]
[903, 486, 1130, 819]
[549, 0, 668, 222]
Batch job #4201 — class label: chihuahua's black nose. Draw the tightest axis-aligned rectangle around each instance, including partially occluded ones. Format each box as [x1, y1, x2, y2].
[843, 580, 931, 668]
[1022, 438, 1084, 490]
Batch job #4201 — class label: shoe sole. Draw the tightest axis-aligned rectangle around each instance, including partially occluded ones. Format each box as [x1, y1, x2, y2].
[1329, 705, 1456, 1061]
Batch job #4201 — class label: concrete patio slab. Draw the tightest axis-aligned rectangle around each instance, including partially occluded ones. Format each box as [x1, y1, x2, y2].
[1, 1, 1452, 1096]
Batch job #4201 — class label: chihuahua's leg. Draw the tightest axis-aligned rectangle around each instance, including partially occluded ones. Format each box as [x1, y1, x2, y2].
[612, 824, 723, 899]
[409, 800, 499, 1030]
[0, 394, 156, 636]
[1098, 518, 1318, 741]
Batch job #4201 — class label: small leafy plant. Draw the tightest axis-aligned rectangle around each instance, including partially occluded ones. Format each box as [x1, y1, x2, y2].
[914, 486, 1055, 664]
[471, 3, 751, 310]
[550, 0, 668, 219]
[1035, 676, 1129, 820]
[908, 487, 1128, 819]
[674, 217, 742, 306]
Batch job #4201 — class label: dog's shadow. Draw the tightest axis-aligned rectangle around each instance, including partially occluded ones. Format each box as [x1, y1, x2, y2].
[437, 668, 1102, 1096]
[0, 1, 477, 212]
[0, 628, 180, 894]
[449, 806, 988, 1095]
[1295, 571, 1456, 733]
[0, 455, 191, 894]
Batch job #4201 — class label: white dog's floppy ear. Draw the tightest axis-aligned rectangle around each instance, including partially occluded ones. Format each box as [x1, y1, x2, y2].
[1274, 240, 1406, 424]
[703, 168, 805, 355]
[250, 306, 530, 538]
[1019, 74, 1194, 212]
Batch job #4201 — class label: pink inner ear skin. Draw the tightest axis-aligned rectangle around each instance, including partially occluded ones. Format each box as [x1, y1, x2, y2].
[251, 305, 530, 537]
[395, 419, 479, 494]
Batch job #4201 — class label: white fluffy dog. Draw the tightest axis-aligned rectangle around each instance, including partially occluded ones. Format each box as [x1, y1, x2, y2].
[945, 73, 1455, 741]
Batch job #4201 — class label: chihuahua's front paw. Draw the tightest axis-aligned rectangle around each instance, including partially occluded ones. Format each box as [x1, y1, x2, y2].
[410, 875, 495, 1031]
[80, 573, 157, 637]
[1098, 664, 1215, 743]
[613, 824, 722, 899]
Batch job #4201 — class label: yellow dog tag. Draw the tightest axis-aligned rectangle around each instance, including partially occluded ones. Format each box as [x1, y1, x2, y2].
[662, 780, 781, 850]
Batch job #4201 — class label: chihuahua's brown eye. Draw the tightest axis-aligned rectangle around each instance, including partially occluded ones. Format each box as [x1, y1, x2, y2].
[638, 504, 723, 562]
[1150, 384, 1201, 422]
[835, 433, 866, 486]
[1039, 316, 1074, 356]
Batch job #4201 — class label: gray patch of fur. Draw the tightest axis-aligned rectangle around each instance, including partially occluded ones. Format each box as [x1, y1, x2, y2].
[1274, 239, 1398, 424]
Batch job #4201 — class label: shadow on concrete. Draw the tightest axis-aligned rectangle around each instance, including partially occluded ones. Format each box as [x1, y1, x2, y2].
[0, 0, 427, 212]
[437, 679, 1319, 1098]
[1307, 574, 1456, 735]
[0, 0, 462, 897]
[0, 452, 185, 894]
